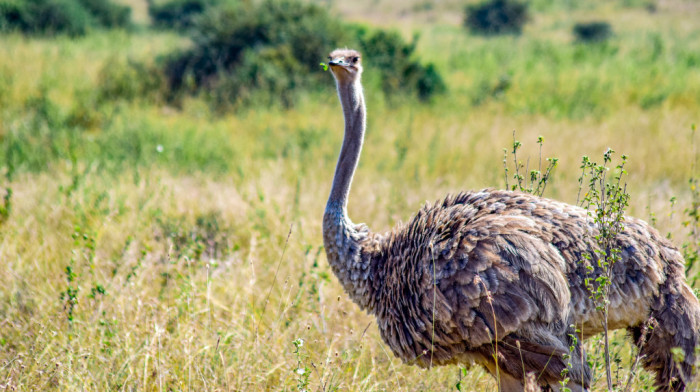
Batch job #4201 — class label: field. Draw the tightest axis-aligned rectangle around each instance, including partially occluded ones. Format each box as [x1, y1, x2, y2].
[1, 0, 699, 390]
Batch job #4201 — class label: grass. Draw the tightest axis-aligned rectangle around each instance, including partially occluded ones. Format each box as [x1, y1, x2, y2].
[1, 1, 699, 390]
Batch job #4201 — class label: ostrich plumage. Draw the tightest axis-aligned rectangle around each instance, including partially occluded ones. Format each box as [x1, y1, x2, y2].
[322, 48, 699, 391]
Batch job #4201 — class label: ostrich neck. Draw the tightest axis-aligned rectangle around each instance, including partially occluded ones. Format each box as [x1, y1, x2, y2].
[323, 77, 374, 311]
[327, 78, 366, 211]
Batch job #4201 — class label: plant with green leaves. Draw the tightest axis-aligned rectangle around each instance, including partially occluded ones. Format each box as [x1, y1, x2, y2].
[577, 148, 630, 391]
[558, 324, 584, 392]
[503, 133, 558, 197]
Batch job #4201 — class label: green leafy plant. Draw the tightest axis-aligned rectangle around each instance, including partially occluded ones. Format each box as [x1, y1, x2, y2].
[455, 366, 468, 391]
[577, 148, 630, 391]
[503, 133, 559, 196]
[558, 324, 580, 392]
[60, 261, 79, 323]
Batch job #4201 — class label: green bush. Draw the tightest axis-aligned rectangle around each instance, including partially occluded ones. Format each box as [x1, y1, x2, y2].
[162, 0, 444, 109]
[0, 1, 24, 32]
[163, 0, 348, 107]
[464, 0, 529, 35]
[0, 0, 92, 36]
[148, 0, 219, 29]
[573, 21, 613, 43]
[0, 0, 130, 36]
[357, 29, 445, 101]
[209, 46, 304, 109]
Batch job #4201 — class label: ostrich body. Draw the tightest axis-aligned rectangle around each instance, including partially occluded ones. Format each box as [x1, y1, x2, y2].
[322, 49, 699, 391]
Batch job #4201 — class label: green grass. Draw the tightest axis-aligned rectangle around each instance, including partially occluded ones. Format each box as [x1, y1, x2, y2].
[1, 2, 699, 390]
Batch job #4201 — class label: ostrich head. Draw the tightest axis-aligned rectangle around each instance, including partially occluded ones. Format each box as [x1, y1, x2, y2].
[327, 48, 362, 84]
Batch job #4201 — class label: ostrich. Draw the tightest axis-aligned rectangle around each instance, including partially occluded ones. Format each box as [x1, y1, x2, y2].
[322, 48, 700, 391]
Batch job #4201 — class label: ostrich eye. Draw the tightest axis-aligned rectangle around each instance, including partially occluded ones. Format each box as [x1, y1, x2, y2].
[352, 57, 359, 63]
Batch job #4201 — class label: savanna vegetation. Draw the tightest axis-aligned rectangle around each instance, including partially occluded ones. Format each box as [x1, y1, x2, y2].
[0, 0, 698, 390]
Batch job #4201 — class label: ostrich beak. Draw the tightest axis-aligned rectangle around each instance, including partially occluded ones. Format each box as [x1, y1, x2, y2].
[329, 58, 348, 67]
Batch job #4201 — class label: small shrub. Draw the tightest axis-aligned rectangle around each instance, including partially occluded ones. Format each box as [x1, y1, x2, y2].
[502, 133, 558, 197]
[464, 0, 529, 35]
[415, 63, 445, 101]
[148, 0, 219, 29]
[573, 21, 613, 43]
[577, 149, 630, 390]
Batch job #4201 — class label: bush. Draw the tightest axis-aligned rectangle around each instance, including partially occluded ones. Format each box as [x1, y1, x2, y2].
[357, 29, 445, 101]
[209, 46, 304, 109]
[0, 1, 25, 32]
[0, 0, 92, 36]
[148, 0, 219, 29]
[0, 0, 130, 35]
[464, 0, 529, 35]
[163, 0, 348, 107]
[162, 0, 444, 109]
[573, 21, 613, 43]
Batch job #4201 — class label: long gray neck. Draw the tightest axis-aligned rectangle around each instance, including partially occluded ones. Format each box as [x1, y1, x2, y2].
[323, 76, 375, 311]
[326, 78, 366, 213]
